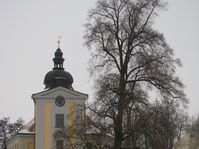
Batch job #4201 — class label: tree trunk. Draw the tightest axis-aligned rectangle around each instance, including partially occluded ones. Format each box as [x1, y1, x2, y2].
[114, 77, 126, 149]
[114, 107, 124, 149]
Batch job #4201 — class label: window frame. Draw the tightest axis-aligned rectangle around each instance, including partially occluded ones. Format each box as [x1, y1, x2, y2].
[55, 114, 64, 128]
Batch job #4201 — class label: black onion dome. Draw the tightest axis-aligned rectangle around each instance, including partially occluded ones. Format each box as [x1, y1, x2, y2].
[44, 70, 73, 89]
[44, 48, 73, 89]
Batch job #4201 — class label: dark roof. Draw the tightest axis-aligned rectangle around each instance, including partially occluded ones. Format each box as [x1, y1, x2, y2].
[44, 48, 73, 89]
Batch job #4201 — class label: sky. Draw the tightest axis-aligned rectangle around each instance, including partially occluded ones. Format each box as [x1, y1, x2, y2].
[0, 0, 198, 123]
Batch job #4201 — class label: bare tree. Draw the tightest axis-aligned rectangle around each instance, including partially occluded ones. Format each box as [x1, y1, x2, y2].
[189, 115, 199, 137]
[142, 98, 188, 149]
[0, 117, 24, 149]
[0, 118, 9, 149]
[84, 0, 187, 148]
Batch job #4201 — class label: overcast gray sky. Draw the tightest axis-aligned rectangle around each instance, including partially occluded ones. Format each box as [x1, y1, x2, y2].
[0, 0, 198, 122]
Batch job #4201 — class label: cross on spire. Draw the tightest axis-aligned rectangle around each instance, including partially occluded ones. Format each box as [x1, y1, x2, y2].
[57, 36, 61, 48]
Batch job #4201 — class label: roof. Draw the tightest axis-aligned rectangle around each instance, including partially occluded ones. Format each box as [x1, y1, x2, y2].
[7, 119, 35, 143]
[18, 119, 35, 134]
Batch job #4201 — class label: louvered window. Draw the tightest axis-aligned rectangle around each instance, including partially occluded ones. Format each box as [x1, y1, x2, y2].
[55, 114, 64, 128]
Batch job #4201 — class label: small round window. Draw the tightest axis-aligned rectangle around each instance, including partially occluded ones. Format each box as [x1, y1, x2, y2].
[55, 96, 65, 107]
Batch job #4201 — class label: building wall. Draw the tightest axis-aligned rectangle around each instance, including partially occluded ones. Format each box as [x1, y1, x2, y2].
[34, 87, 86, 149]
[7, 135, 34, 149]
[35, 101, 83, 149]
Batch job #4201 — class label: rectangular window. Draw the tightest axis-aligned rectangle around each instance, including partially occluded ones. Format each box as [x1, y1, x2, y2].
[56, 140, 63, 149]
[55, 114, 64, 128]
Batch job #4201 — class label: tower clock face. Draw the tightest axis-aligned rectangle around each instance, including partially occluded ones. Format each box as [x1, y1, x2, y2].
[55, 96, 65, 107]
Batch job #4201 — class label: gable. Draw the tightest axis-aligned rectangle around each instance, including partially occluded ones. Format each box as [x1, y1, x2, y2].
[31, 87, 88, 101]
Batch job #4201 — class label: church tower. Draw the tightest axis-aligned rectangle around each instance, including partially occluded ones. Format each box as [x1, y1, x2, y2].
[32, 43, 88, 149]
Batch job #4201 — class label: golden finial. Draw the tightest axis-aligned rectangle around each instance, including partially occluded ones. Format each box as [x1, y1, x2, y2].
[57, 36, 61, 48]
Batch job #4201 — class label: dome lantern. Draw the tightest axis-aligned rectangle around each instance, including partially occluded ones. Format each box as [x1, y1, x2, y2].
[53, 48, 64, 70]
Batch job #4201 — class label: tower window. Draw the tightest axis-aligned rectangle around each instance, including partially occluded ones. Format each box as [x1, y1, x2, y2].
[55, 114, 64, 128]
[56, 140, 63, 149]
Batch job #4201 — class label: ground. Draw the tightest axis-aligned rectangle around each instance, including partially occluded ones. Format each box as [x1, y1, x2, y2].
[175, 133, 199, 149]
